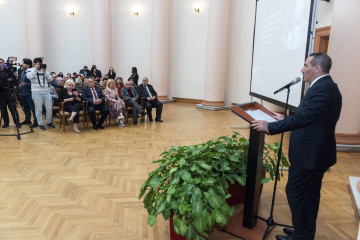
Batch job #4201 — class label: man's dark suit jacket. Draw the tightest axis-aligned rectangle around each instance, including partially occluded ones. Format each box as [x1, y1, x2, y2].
[79, 69, 91, 77]
[120, 87, 139, 101]
[268, 75, 342, 170]
[81, 86, 105, 106]
[138, 84, 158, 100]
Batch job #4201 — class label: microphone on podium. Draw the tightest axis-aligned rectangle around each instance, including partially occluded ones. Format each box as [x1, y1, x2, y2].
[274, 77, 301, 94]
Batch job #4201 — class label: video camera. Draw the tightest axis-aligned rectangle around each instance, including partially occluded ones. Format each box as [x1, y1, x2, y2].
[0, 57, 19, 92]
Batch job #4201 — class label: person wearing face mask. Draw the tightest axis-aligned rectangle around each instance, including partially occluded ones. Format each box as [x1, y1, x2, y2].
[26, 57, 55, 130]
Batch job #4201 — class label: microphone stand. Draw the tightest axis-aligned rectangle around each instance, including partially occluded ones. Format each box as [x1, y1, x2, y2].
[258, 86, 293, 239]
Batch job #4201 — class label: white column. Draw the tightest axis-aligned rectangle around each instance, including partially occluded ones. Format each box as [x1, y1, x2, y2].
[201, 0, 230, 107]
[92, 0, 111, 75]
[150, 0, 169, 100]
[25, 0, 45, 59]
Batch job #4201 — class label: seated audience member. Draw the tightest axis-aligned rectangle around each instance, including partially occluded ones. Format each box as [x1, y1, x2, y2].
[72, 72, 78, 79]
[50, 72, 57, 86]
[49, 84, 59, 118]
[138, 77, 163, 122]
[80, 74, 85, 82]
[104, 79, 125, 127]
[74, 78, 83, 92]
[108, 67, 116, 80]
[58, 72, 64, 77]
[90, 65, 102, 82]
[54, 77, 65, 89]
[83, 77, 89, 88]
[128, 67, 139, 86]
[120, 81, 147, 125]
[58, 79, 83, 133]
[115, 77, 124, 96]
[66, 73, 72, 78]
[79, 66, 90, 77]
[82, 78, 109, 130]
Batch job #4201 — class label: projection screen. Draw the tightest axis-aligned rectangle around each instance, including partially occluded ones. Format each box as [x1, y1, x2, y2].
[250, 0, 318, 111]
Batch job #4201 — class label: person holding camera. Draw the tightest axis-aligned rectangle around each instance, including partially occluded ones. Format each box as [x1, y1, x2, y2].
[26, 58, 55, 130]
[19, 58, 38, 128]
[0, 58, 21, 129]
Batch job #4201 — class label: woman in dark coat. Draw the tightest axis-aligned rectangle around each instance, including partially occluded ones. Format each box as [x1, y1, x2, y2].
[58, 79, 83, 133]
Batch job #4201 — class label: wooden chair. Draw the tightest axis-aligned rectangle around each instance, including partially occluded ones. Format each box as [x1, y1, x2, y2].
[84, 102, 109, 128]
[59, 101, 87, 132]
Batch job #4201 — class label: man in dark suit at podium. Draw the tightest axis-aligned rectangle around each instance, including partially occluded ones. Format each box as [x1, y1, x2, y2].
[82, 78, 109, 130]
[251, 53, 342, 240]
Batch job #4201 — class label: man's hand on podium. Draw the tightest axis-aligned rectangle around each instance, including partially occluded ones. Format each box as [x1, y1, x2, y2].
[272, 111, 284, 121]
[251, 120, 269, 133]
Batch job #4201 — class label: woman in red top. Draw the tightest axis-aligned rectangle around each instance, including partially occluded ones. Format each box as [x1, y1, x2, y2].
[115, 77, 124, 97]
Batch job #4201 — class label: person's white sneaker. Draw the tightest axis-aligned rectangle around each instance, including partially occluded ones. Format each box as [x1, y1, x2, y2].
[118, 113, 124, 120]
[119, 120, 125, 127]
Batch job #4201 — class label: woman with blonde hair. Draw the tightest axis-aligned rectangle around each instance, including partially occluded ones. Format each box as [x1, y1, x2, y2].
[58, 79, 83, 133]
[104, 79, 125, 126]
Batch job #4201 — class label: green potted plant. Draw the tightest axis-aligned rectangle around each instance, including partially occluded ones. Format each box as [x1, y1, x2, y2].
[139, 132, 289, 240]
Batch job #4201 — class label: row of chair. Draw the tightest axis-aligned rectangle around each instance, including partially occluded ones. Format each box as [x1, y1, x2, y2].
[58, 98, 146, 132]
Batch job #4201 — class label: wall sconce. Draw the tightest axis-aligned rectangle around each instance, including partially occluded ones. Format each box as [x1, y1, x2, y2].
[194, 8, 200, 13]
[133, 12, 139, 16]
[69, 11, 75, 16]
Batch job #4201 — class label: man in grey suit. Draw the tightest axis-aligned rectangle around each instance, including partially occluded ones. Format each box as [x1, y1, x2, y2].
[121, 81, 147, 125]
[252, 53, 342, 240]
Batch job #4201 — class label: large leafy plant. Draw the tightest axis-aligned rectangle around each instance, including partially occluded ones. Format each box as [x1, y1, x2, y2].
[139, 132, 289, 240]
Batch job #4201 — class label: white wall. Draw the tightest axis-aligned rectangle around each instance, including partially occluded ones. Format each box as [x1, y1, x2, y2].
[0, 0, 334, 104]
[0, 0, 27, 63]
[168, 0, 209, 100]
[316, 0, 334, 28]
[110, 0, 152, 82]
[43, 0, 93, 74]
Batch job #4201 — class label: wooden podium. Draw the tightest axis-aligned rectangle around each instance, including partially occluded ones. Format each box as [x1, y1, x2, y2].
[232, 102, 274, 228]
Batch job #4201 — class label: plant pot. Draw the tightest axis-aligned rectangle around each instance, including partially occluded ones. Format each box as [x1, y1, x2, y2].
[169, 212, 187, 240]
[226, 182, 263, 206]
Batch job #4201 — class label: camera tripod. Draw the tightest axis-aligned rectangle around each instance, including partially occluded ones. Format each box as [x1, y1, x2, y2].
[0, 87, 34, 140]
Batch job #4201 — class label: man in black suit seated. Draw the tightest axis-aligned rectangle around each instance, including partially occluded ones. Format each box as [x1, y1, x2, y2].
[79, 66, 90, 77]
[138, 77, 163, 122]
[251, 53, 342, 240]
[120, 81, 147, 125]
[82, 78, 109, 130]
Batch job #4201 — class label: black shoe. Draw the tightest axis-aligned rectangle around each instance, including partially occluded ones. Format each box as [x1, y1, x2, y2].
[2, 123, 9, 128]
[47, 123, 56, 128]
[283, 228, 294, 236]
[93, 125, 98, 130]
[39, 125, 46, 130]
[140, 111, 147, 116]
[20, 120, 31, 125]
[276, 235, 292, 240]
[133, 121, 138, 125]
[31, 122, 38, 128]
[98, 124, 104, 129]
[149, 117, 153, 122]
[155, 118, 163, 122]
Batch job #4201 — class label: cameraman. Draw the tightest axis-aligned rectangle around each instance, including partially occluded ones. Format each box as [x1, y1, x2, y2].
[19, 58, 38, 127]
[26, 58, 55, 130]
[0, 58, 21, 128]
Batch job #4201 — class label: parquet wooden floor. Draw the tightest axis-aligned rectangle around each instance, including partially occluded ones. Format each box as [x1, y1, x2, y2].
[0, 102, 358, 240]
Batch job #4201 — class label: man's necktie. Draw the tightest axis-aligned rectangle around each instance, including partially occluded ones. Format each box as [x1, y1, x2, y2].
[91, 88, 98, 100]
[146, 86, 153, 98]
